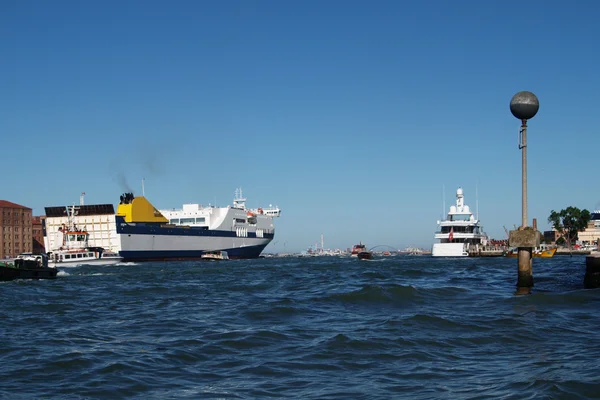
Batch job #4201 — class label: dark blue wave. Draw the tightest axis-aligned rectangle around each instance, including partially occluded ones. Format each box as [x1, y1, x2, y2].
[0, 255, 597, 399]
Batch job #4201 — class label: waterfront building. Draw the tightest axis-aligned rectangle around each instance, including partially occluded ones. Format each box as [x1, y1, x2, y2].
[543, 229, 562, 244]
[577, 210, 600, 246]
[543, 210, 600, 246]
[0, 200, 33, 258]
[32, 216, 45, 253]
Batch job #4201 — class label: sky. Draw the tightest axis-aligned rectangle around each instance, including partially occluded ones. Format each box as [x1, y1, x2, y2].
[2, 0, 599, 253]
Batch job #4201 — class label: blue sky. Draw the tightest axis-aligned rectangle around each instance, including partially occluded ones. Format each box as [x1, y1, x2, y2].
[2, 0, 599, 253]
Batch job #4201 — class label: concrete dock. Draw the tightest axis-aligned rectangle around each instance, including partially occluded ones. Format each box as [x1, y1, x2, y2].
[585, 251, 600, 289]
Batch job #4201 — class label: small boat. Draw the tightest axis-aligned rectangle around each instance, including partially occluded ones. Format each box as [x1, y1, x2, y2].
[0, 253, 57, 281]
[201, 251, 229, 261]
[398, 247, 430, 256]
[357, 251, 373, 260]
[351, 242, 367, 257]
[504, 247, 557, 258]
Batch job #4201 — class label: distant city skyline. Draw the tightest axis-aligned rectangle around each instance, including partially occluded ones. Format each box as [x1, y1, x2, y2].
[2, 0, 599, 253]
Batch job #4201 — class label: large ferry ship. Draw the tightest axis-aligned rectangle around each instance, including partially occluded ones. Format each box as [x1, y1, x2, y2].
[432, 187, 487, 257]
[115, 189, 280, 261]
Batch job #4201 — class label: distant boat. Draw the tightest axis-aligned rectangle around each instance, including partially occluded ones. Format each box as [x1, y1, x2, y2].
[504, 247, 557, 258]
[357, 250, 373, 260]
[351, 242, 367, 257]
[398, 247, 430, 256]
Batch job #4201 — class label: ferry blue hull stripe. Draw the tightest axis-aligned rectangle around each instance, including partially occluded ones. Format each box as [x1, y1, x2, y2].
[119, 245, 267, 261]
[115, 216, 274, 239]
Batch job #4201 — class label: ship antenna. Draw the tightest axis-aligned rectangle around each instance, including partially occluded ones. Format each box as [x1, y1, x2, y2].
[80, 192, 85, 206]
[142, 178, 145, 196]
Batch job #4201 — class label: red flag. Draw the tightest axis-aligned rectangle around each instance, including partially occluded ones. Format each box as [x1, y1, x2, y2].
[449, 227, 454, 241]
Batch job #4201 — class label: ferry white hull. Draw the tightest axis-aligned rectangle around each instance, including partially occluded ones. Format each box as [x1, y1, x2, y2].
[113, 189, 279, 261]
[432, 243, 468, 257]
[117, 231, 271, 260]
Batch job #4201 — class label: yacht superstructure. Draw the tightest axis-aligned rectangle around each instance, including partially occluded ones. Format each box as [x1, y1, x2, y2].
[432, 187, 487, 257]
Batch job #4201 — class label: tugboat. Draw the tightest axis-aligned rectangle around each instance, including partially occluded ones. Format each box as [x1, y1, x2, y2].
[0, 253, 58, 281]
[351, 242, 367, 257]
[47, 204, 123, 267]
[357, 250, 374, 260]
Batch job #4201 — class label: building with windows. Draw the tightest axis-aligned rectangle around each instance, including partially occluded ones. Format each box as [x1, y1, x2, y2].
[577, 210, 600, 245]
[543, 210, 600, 246]
[32, 216, 45, 253]
[0, 200, 33, 258]
[543, 229, 562, 244]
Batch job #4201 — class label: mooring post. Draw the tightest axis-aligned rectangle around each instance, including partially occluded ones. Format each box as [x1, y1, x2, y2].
[584, 241, 600, 289]
[509, 91, 539, 294]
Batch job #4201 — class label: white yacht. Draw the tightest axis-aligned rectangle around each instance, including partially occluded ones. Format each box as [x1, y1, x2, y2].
[432, 187, 488, 257]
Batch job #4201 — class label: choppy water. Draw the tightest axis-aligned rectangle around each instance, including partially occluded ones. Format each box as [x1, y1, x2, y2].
[1, 255, 599, 399]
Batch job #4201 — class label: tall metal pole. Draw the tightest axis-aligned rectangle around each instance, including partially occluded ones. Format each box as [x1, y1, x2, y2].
[510, 91, 539, 294]
[518, 118, 532, 294]
[521, 119, 527, 228]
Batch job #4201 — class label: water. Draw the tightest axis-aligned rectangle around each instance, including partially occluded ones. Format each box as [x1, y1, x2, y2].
[1, 256, 599, 399]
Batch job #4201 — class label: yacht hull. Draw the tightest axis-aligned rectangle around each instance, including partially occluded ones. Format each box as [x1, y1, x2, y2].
[432, 243, 468, 257]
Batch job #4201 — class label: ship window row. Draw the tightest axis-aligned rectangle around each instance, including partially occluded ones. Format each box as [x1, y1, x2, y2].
[234, 218, 246, 224]
[441, 226, 480, 234]
[63, 253, 93, 259]
[169, 217, 206, 225]
[66, 234, 87, 241]
[448, 215, 472, 221]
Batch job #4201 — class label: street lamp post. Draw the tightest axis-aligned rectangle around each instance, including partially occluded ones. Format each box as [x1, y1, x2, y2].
[509, 91, 540, 293]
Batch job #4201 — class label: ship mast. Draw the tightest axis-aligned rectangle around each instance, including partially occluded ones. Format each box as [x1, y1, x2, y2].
[233, 188, 246, 209]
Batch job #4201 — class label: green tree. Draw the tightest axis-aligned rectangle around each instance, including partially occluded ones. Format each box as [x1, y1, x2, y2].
[547, 207, 591, 249]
